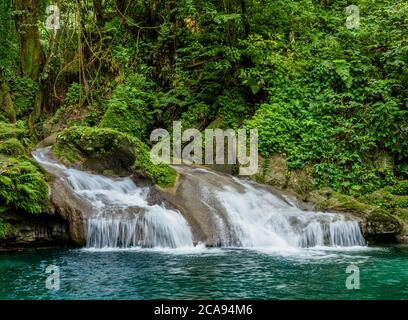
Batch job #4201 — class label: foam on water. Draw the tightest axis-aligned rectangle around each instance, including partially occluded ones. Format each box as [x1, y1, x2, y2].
[33, 149, 366, 251]
[33, 148, 194, 249]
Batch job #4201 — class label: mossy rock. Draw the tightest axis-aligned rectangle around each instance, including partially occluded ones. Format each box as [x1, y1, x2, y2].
[309, 188, 373, 216]
[0, 155, 49, 214]
[0, 138, 25, 156]
[394, 208, 408, 221]
[256, 154, 289, 188]
[53, 126, 177, 188]
[364, 209, 403, 240]
[0, 122, 27, 140]
[308, 188, 407, 242]
[360, 188, 408, 209]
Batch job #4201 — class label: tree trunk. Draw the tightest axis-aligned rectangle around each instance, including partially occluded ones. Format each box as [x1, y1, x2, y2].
[241, 0, 250, 38]
[13, 0, 43, 80]
[92, 0, 104, 23]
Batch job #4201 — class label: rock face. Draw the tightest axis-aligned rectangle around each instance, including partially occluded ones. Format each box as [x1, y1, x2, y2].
[308, 189, 404, 243]
[0, 210, 71, 250]
[364, 210, 402, 241]
[154, 166, 242, 246]
[0, 171, 91, 249]
[48, 176, 92, 245]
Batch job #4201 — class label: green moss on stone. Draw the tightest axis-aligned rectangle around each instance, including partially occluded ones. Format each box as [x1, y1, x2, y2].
[0, 155, 49, 215]
[53, 126, 177, 187]
[365, 209, 403, 236]
[309, 188, 373, 216]
[0, 138, 25, 156]
[0, 121, 27, 140]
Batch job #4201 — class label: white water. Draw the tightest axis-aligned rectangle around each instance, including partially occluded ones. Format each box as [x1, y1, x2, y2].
[33, 149, 366, 250]
[33, 148, 194, 249]
[213, 177, 366, 248]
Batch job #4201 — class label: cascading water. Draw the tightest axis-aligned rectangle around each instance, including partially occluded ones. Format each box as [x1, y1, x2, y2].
[178, 167, 366, 249]
[217, 180, 366, 248]
[33, 148, 194, 249]
[33, 148, 366, 250]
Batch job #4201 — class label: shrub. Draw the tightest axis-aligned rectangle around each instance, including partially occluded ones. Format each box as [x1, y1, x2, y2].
[11, 77, 39, 117]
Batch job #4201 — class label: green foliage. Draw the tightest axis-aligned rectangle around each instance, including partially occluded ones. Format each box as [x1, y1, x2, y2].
[65, 83, 83, 106]
[0, 155, 48, 214]
[244, 0, 408, 196]
[0, 0, 18, 81]
[391, 182, 408, 196]
[2, 0, 407, 204]
[0, 121, 27, 140]
[0, 138, 25, 156]
[11, 77, 39, 117]
[99, 77, 154, 139]
[55, 126, 177, 187]
[0, 218, 6, 239]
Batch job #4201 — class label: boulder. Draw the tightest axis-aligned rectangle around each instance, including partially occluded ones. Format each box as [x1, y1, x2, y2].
[48, 175, 92, 245]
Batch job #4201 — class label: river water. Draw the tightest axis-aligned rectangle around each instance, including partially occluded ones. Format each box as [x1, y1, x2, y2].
[0, 245, 407, 299]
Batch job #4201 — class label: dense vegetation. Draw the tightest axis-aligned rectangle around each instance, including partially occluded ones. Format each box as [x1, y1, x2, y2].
[0, 0, 407, 236]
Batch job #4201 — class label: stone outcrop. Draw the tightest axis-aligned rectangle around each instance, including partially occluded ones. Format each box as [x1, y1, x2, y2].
[0, 210, 71, 250]
[48, 175, 92, 245]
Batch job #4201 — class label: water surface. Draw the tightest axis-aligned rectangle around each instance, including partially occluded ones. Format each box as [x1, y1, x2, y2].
[1, 245, 407, 300]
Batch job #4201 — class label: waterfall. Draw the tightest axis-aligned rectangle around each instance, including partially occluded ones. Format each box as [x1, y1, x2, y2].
[212, 176, 366, 248]
[33, 148, 194, 249]
[33, 149, 366, 250]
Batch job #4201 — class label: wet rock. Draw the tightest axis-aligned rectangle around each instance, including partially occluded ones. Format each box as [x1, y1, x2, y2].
[155, 166, 247, 246]
[256, 154, 289, 188]
[48, 175, 92, 245]
[0, 210, 71, 250]
[364, 210, 403, 242]
[308, 188, 406, 243]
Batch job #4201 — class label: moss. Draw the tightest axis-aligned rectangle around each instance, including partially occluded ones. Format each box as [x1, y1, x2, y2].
[99, 100, 149, 140]
[309, 188, 373, 216]
[360, 188, 408, 209]
[52, 143, 83, 166]
[365, 209, 403, 237]
[0, 216, 7, 239]
[0, 155, 49, 214]
[394, 208, 408, 221]
[11, 77, 39, 117]
[53, 126, 177, 187]
[0, 138, 25, 156]
[0, 83, 16, 123]
[99, 83, 153, 140]
[0, 121, 27, 140]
